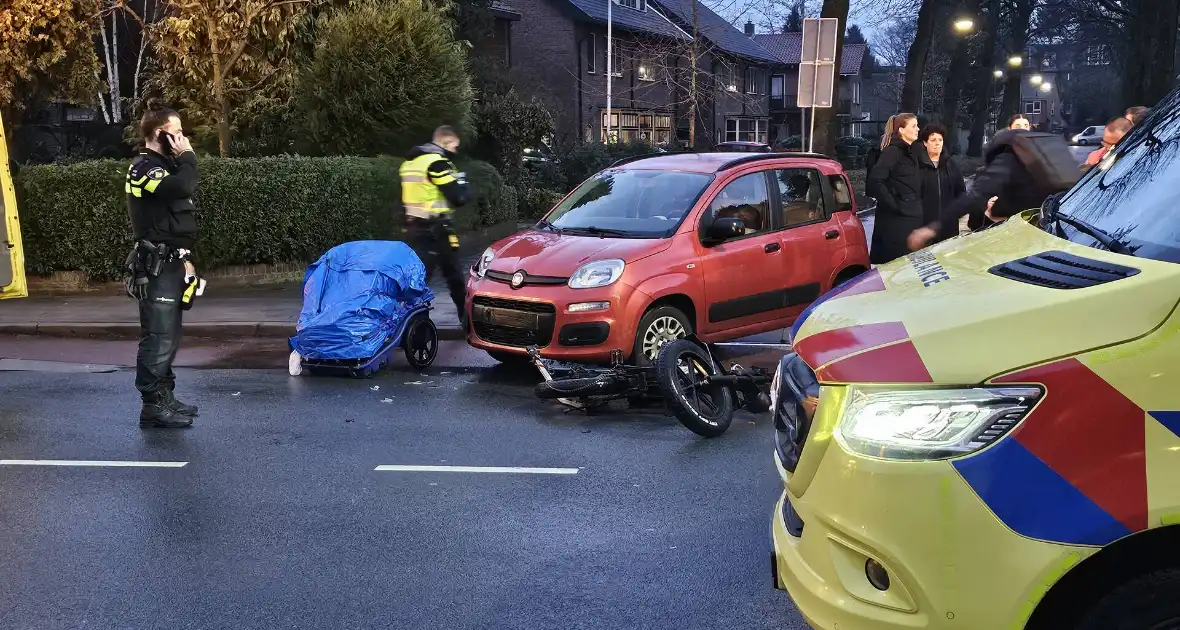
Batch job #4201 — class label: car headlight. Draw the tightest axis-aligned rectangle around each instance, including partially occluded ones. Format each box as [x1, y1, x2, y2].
[475, 247, 495, 278]
[834, 386, 1042, 461]
[568, 259, 625, 289]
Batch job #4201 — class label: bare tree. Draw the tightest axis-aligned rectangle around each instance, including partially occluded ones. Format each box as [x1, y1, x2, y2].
[93, 0, 158, 124]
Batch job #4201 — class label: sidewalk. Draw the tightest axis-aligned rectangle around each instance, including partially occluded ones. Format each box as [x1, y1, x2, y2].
[0, 264, 469, 342]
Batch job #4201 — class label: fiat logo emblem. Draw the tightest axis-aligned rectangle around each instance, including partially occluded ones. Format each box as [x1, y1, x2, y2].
[510, 271, 525, 288]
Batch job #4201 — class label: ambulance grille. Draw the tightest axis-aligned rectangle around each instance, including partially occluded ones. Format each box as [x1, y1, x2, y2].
[988, 250, 1139, 289]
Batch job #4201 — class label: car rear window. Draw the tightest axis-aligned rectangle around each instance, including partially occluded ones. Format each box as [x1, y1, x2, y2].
[545, 169, 714, 238]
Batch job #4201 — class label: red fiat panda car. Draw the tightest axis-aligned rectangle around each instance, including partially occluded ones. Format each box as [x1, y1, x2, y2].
[465, 152, 871, 365]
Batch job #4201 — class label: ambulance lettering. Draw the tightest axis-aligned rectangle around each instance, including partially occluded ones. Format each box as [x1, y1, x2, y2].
[906, 251, 951, 286]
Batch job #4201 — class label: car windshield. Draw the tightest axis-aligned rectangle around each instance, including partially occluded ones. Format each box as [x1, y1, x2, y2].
[544, 169, 713, 238]
[1055, 89, 1180, 264]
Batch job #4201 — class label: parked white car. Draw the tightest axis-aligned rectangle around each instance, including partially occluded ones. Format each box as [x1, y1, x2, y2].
[1072, 125, 1103, 145]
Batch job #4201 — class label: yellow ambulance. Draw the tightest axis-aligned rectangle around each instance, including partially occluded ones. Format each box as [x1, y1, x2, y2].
[770, 88, 1180, 629]
[1, 109, 28, 299]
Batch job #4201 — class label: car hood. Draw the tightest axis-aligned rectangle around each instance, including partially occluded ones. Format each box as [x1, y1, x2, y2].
[790, 215, 1180, 384]
[487, 229, 672, 277]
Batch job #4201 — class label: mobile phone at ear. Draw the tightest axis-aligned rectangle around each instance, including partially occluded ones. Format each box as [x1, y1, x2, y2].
[157, 130, 174, 155]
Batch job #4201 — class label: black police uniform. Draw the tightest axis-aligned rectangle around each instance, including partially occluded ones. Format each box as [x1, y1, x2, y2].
[125, 148, 199, 428]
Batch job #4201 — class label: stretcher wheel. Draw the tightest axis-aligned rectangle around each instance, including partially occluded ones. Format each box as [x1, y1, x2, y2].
[403, 315, 438, 369]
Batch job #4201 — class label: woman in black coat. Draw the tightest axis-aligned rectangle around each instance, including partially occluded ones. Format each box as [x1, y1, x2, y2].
[917, 124, 967, 244]
[866, 113, 923, 265]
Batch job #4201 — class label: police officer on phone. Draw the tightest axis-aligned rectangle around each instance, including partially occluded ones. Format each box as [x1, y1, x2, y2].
[123, 100, 200, 429]
[400, 126, 471, 318]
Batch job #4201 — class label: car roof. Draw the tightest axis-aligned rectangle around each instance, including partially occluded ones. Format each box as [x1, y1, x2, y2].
[613, 151, 842, 174]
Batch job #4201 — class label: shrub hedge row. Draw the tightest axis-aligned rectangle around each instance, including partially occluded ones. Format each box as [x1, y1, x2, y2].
[15, 155, 512, 281]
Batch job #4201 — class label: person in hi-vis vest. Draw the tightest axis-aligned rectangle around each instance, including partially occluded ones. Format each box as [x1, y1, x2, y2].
[400, 126, 471, 317]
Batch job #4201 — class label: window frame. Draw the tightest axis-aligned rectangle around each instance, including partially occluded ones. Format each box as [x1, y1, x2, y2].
[767, 166, 835, 231]
[614, 0, 645, 10]
[697, 170, 774, 244]
[724, 117, 769, 143]
[637, 56, 657, 82]
[586, 35, 597, 73]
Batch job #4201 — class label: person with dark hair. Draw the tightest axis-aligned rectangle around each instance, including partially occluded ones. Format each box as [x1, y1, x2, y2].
[124, 99, 200, 429]
[1008, 114, 1031, 130]
[1126, 105, 1150, 126]
[917, 124, 966, 244]
[866, 112, 924, 264]
[400, 125, 471, 317]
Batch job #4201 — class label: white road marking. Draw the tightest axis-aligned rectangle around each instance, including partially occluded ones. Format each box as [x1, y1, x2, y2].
[0, 460, 188, 468]
[374, 465, 579, 475]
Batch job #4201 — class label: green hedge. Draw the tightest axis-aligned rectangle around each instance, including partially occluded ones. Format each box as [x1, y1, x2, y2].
[16, 155, 512, 281]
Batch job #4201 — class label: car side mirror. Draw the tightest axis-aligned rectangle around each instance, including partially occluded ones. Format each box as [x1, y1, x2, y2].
[704, 217, 746, 244]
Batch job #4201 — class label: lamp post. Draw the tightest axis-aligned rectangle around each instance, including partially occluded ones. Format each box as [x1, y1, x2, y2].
[1008, 55, 1023, 67]
[953, 18, 975, 33]
[605, 0, 612, 144]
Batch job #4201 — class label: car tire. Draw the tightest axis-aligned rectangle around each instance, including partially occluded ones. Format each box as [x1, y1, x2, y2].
[1076, 568, 1180, 630]
[486, 350, 532, 366]
[632, 305, 693, 366]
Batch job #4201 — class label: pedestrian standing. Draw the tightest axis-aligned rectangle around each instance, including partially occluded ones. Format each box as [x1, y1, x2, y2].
[866, 113, 924, 265]
[124, 100, 200, 429]
[400, 126, 472, 321]
[916, 124, 967, 244]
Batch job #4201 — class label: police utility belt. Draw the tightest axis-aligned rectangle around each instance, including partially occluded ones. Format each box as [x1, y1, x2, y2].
[123, 240, 206, 309]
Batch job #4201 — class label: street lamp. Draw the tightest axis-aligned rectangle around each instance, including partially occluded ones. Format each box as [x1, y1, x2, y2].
[1008, 55, 1023, 67]
[993, 69, 1004, 78]
[1030, 74, 1043, 85]
[1040, 82, 1052, 93]
[953, 18, 975, 33]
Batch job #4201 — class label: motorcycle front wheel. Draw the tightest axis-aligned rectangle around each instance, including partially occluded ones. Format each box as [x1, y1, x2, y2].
[656, 339, 734, 437]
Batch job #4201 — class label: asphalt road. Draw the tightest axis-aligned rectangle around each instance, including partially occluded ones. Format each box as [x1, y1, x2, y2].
[0, 342, 806, 630]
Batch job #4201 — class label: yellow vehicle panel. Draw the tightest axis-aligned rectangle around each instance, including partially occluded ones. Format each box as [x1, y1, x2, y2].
[772, 214, 1180, 629]
[0, 109, 28, 299]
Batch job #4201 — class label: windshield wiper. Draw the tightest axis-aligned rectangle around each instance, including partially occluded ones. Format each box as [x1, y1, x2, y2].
[536, 220, 562, 234]
[1042, 195, 1134, 256]
[564, 226, 632, 238]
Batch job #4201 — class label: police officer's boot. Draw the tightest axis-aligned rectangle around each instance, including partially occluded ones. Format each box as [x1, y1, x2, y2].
[140, 391, 195, 429]
[163, 387, 199, 416]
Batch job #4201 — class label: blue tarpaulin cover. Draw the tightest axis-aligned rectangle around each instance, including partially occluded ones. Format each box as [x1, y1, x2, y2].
[289, 240, 435, 360]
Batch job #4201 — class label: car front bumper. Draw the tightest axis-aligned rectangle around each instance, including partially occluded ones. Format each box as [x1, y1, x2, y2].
[769, 433, 1096, 630]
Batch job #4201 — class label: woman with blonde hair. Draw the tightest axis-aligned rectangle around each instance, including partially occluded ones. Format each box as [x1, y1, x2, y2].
[866, 112, 923, 264]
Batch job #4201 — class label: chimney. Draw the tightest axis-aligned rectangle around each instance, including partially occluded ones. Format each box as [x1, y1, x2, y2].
[745, 20, 755, 37]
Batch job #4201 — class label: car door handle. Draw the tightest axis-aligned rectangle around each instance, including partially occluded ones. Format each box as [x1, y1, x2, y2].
[824, 230, 840, 240]
[765, 242, 781, 253]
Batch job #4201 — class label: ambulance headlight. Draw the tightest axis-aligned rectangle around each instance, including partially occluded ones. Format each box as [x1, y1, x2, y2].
[835, 386, 1042, 460]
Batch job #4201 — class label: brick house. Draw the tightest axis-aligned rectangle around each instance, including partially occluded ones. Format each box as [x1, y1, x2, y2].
[485, 0, 781, 147]
[752, 32, 872, 142]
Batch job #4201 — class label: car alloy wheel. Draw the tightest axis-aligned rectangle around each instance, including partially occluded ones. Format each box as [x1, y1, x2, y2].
[642, 315, 687, 362]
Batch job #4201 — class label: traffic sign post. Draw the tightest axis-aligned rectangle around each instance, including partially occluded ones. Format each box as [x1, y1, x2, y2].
[797, 18, 839, 153]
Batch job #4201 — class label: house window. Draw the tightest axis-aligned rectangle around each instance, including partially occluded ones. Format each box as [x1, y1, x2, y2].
[852, 81, 861, 105]
[745, 67, 758, 94]
[602, 110, 672, 144]
[1085, 45, 1111, 66]
[637, 56, 656, 82]
[1024, 100, 1043, 115]
[606, 40, 623, 77]
[614, 0, 645, 10]
[720, 65, 738, 92]
[1063, 99, 1073, 115]
[586, 36, 596, 73]
[1041, 52, 1057, 69]
[725, 118, 768, 143]
[770, 75, 785, 98]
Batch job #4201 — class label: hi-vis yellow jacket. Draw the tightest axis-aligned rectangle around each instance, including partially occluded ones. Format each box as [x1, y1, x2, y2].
[399, 144, 469, 220]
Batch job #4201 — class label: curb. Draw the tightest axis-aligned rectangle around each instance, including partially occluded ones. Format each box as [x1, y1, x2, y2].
[0, 322, 467, 342]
